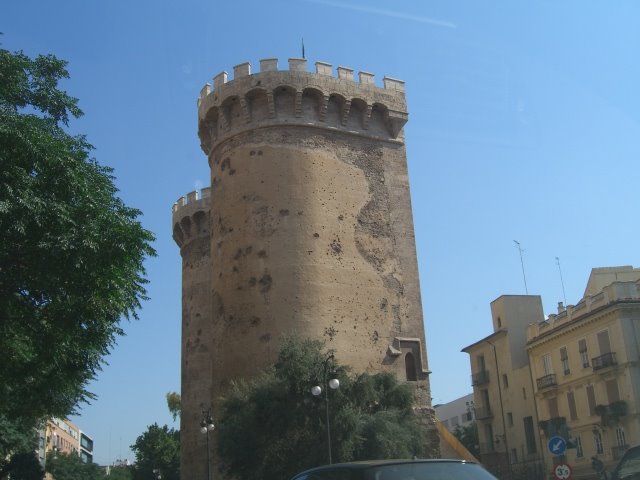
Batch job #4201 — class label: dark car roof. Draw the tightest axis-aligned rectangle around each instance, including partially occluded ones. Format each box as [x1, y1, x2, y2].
[292, 459, 480, 478]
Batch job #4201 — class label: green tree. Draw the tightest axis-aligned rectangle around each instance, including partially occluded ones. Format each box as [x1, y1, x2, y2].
[130, 423, 180, 480]
[45, 451, 103, 480]
[453, 421, 480, 458]
[165, 392, 181, 422]
[0, 451, 44, 480]
[105, 465, 133, 480]
[217, 338, 425, 480]
[0, 45, 155, 468]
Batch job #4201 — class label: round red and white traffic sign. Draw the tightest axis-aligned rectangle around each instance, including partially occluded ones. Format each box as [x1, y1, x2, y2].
[554, 463, 572, 480]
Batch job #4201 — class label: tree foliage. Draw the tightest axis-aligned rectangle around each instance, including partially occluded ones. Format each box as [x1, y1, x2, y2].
[165, 392, 181, 422]
[0, 45, 155, 464]
[217, 338, 426, 480]
[105, 466, 134, 480]
[45, 451, 103, 480]
[0, 451, 44, 480]
[130, 423, 180, 480]
[453, 421, 480, 458]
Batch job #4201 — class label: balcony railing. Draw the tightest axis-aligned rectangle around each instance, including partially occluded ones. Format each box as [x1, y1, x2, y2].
[592, 352, 617, 371]
[536, 373, 557, 389]
[612, 445, 629, 460]
[471, 370, 490, 386]
[474, 406, 493, 420]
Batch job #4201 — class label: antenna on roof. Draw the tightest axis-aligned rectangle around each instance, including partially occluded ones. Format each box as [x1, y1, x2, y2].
[302, 38, 306, 59]
[555, 257, 567, 305]
[513, 240, 529, 294]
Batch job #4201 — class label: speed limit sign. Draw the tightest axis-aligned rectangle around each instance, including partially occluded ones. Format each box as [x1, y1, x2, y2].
[554, 463, 572, 480]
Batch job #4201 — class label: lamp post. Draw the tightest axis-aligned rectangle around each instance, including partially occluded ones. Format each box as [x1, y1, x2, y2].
[311, 353, 340, 464]
[200, 408, 215, 480]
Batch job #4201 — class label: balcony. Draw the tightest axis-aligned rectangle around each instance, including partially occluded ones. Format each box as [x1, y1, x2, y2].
[612, 445, 629, 460]
[592, 352, 617, 371]
[536, 373, 557, 389]
[471, 370, 490, 386]
[474, 406, 493, 420]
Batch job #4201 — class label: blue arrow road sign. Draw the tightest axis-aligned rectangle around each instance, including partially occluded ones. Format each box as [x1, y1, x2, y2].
[548, 436, 567, 456]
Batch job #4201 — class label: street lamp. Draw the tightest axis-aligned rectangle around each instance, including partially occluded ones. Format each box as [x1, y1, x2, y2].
[311, 353, 340, 464]
[200, 408, 215, 480]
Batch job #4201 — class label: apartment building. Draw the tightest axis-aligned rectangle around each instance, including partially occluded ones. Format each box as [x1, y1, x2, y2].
[527, 266, 640, 479]
[37, 418, 94, 468]
[462, 295, 545, 479]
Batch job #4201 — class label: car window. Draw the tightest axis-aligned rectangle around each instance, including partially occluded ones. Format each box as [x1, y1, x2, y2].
[296, 469, 363, 480]
[616, 448, 640, 480]
[366, 463, 497, 480]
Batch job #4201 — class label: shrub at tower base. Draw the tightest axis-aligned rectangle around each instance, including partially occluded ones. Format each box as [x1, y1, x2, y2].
[217, 338, 426, 480]
[0, 45, 155, 472]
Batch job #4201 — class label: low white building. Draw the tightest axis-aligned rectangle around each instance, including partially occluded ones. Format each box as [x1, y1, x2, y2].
[435, 393, 475, 432]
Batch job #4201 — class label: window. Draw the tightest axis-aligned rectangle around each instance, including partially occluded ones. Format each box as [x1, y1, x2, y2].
[560, 347, 570, 375]
[485, 423, 494, 452]
[548, 397, 559, 418]
[511, 448, 518, 463]
[477, 354, 486, 371]
[507, 412, 513, 427]
[502, 374, 509, 388]
[606, 379, 620, 403]
[522, 387, 527, 400]
[579, 339, 589, 367]
[576, 435, 584, 458]
[597, 330, 612, 355]
[594, 429, 604, 454]
[451, 416, 460, 427]
[615, 427, 626, 447]
[524, 416, 537, 454]
[567, 391, 578, 421]
[542, 353, 553, 375]
[586, 384, 597, 416]
[405, 352, 417, 381]
[497, 317, 502, 328]
[481, 389, 491, 412]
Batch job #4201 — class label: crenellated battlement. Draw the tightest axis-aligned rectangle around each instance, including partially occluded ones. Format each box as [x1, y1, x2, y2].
[172, 187, 211, 249]
[199, 58, 406, 100]
[197, 58, 409, 155]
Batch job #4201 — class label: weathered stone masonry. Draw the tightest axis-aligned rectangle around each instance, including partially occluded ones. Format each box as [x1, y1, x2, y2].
[173, 58, 439, 478]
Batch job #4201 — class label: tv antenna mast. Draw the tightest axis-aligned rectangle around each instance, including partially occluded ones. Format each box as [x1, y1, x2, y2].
[513, 240, 528, 294]
[555, 257, 567, 305]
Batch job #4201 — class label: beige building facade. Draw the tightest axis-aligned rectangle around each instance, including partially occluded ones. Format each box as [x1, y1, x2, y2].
[37, 418, 93, 475]
[463, 295, 545, 479]
[173, 58, 437, 479]
[527, 266, 640, 479]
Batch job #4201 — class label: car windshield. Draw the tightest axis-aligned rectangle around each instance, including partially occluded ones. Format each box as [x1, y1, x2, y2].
[616, 448, 640, 480]
[366, 463, 497, 480]
[300, 463, 497, 480]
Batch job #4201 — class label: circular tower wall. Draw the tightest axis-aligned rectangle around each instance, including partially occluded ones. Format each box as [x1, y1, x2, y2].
[172, 189, 212, 480]
[197, 59, 431, 400]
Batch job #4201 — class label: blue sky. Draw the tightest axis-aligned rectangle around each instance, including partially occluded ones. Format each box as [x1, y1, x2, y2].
[3, 0, 639, 465]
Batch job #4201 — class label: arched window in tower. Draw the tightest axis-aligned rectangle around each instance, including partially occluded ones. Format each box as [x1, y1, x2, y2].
[405, 352, 417, 381]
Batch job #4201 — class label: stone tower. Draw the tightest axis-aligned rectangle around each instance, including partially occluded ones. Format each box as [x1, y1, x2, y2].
[173, 58, 438, 478]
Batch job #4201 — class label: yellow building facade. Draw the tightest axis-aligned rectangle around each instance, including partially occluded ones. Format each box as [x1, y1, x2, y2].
[463, 295, 546, 479]
[527, 266, 640, 479]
